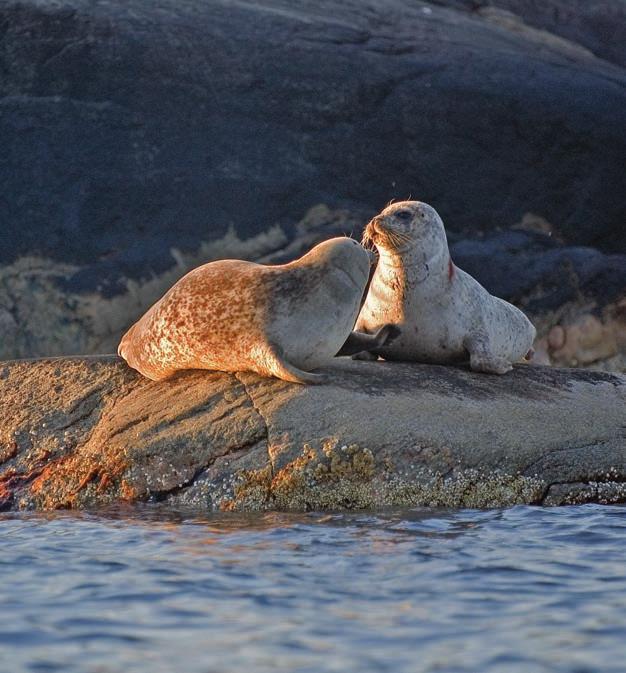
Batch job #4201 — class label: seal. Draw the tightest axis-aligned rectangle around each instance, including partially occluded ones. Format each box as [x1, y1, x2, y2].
[356, 201, 536, 374]
[118, 237, 394, 384]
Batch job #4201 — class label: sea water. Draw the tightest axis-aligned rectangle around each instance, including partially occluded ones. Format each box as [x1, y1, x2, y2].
[1, 504, 625, 673]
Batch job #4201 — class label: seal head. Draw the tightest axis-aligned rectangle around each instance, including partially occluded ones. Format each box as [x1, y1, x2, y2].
[364, 201, 445, 256]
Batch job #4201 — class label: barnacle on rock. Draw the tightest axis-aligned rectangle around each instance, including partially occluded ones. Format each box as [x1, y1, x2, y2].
[222, 441, 546, 512]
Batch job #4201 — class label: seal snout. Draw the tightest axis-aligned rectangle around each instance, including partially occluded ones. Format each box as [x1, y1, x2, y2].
[370, 215, 383, 230]
[363, 212, 414, 252]
[370, 215, 388, 238]
[362, 216, 383, 249]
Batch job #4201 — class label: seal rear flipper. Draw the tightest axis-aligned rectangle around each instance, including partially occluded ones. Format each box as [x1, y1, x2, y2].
[463, 333, 513, 375]
[117, 323, 173, 380]
[117, 324, 142, 370]
[261, 344, 325, 385]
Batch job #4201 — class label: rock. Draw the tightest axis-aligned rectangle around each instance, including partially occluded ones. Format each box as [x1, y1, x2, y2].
[439, 0, 626, 67]
[1, 356, 624, 511]
[543, 313, 622, 368]
[450, 229, 626, 315]
[450, 228, 626, 371]
[1, 0, 624, 292]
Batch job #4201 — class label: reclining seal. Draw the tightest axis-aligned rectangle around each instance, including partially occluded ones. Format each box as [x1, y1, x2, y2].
[119, 238, 392, 383]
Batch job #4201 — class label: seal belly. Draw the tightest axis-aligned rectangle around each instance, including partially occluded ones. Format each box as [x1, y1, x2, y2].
[374, 310, 467, 363]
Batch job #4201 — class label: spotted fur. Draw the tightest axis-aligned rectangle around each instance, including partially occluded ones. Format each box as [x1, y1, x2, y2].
[118, 238, 371, 382]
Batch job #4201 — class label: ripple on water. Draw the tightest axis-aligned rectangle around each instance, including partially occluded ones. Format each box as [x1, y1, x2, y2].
[1, 505, 626, 673]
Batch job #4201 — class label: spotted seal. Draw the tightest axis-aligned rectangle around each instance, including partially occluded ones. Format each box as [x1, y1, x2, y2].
[118, 238, 394, 383]
[356, 201, 536, 374]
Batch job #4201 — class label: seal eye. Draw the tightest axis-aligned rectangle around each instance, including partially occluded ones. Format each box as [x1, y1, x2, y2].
[395, 210, 412, 221]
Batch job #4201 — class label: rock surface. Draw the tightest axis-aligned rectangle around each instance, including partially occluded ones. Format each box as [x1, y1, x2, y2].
[1, 356, 624, 511]
[1, 0, 625, 361]
[438, 0, 626, 68]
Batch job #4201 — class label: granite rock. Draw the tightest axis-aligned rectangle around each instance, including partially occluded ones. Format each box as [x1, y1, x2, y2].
[1, 356, 624, 511]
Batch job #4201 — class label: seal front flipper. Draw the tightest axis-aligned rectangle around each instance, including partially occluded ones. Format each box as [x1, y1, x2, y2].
[351, 351, 379, 361]
[463, 333, 513, 375]
[336, 324, 400, 357]
[260, 343, 325, 385]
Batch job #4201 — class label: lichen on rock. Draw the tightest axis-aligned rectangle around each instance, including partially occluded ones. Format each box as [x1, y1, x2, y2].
[225, 440, 546, 512]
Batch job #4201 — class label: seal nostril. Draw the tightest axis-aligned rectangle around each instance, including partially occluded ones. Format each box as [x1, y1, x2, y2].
[371, 217, 383, 233]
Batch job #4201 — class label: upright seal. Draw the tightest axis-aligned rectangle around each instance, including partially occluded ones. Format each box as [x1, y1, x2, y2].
[356, 201, 536, 374]
[119, 238, 392, 384]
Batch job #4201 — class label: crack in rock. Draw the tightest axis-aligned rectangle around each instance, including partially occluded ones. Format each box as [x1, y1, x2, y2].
[234, 372, 273, 477]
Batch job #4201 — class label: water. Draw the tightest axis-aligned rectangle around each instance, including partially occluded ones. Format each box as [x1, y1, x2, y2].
[1, 505, 626, 673]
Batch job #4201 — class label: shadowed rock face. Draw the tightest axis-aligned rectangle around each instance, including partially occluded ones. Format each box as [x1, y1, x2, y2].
[437, 0, 626, 68]
[1, 0, 625, 279]
[1, 356, 624, 511]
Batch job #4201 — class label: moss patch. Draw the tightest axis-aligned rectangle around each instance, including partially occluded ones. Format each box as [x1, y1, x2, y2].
[224, 440, 546, 511]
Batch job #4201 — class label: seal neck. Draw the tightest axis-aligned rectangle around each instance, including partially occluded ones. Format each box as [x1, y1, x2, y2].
[376, 246, 412, 269]
[377, 240, 449, 284]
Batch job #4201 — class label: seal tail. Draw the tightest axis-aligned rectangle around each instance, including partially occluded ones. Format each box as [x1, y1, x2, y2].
[118, 323, 139, 367]
[117, 327, 132, 360]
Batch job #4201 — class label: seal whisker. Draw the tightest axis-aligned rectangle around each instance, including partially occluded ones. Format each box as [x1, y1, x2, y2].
[361, 226, 375, 249]
[386, 230, 409, 250]
[395, 232, 414, 246]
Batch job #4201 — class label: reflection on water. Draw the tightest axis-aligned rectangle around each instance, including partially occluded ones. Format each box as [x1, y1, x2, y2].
[2, 505, 626, 673]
